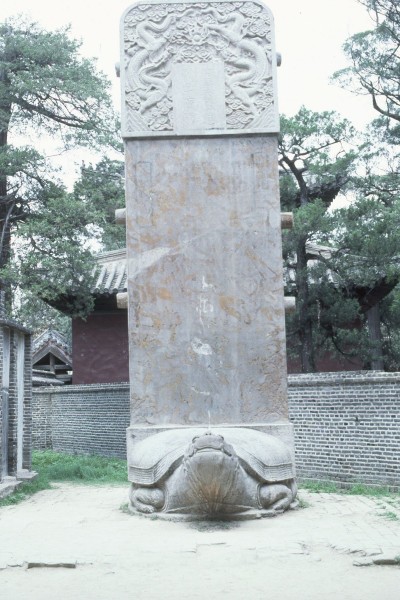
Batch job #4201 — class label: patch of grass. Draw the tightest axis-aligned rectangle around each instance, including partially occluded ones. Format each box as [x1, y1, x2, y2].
[32, 450, 127, 484]
[300, 480, 340, 494]
[346, 483, 392, 497]
[0, 473, 51, 507]
[381, 511, 399, 521]
[297, 496, 311, 509]
[385, 497, 400, 508]
[300, 480, 398, 499]
[0, 451, 128, 508]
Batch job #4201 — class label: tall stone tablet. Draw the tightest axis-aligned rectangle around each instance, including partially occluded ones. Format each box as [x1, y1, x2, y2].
[120, 0, 297, 518]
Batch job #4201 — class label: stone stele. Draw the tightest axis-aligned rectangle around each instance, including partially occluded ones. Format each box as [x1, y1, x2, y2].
[120, 0, 297, 518]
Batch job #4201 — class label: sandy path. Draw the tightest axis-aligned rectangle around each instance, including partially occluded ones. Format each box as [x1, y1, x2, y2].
[0, 484, 399, 600]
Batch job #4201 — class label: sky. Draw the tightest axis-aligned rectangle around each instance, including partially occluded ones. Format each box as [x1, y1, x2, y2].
[0, 0, 376, 181]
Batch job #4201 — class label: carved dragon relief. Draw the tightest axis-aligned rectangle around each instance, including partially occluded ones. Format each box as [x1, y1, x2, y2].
[122, 1, 278, 136]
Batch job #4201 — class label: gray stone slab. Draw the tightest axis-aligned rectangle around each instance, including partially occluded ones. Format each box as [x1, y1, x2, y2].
[125, 135, 288, 428]
[171, 61, 226, 133]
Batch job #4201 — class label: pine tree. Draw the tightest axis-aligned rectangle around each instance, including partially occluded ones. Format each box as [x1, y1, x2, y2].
[0, 17, 117, 315]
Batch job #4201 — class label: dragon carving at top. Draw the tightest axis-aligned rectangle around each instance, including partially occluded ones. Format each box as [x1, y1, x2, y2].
[122, 1, 278, 134]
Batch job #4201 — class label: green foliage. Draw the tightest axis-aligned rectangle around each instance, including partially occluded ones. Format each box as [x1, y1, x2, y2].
[0, 17, 116, 146]
[0, 16, 119, 317]
[301, 480, 397, 498]
[333, 0, 400, 122]
[329, 198, 400, 287]
[347, 483, 393, 497]
[0, 472, 51, 507]
[0, 451, 128, 508]
[291, 199, 331, 241]
[379, 287, 400, 370]
[280, 108, 356, 163]
[321, 110, 400, 369]
[296, 496, 311, 509]
[279, 108, 356, 196]
[300, 480, 340, 493]
[14, 294, 72, 341]
[73, 157, 126, 252]
[283, 4, 400, 372]
[280, 107, 357, 371]
[1, 182, 97, 317]
[381, 511, 399, 521]
[32, 450, 127, 483]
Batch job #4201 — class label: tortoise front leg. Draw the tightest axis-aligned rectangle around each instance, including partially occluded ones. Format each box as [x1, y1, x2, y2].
[258, 483, 294, 512]
[130, 486, 165, 514]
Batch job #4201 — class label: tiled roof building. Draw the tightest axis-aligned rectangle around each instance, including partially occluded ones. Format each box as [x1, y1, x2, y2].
[32, 330, 72, 386]
[72, 249, 129, 384]
[92, 249, 127, 297]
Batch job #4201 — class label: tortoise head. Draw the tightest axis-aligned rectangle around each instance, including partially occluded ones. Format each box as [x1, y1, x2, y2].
[182, 432, 240, 514]
[185, 432, 236, 458]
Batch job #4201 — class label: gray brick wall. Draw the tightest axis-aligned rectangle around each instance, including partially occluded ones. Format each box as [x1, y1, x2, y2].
[1, 319, 32, 480]
[32, 387, 53, 451]
[288, 371, 400, 488]
[23, 335, 32, 471]
[33, 384, 130, 458]
[32, 372, 400, 487]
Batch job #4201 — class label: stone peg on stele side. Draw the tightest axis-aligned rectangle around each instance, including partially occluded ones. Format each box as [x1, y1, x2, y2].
[120, 0, 297, 519]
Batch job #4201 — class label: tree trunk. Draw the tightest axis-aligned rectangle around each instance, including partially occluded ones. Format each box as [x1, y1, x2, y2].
[296, 238, 315, 372]
[366, 303, 384, 370]
[0, 69, 12, 303]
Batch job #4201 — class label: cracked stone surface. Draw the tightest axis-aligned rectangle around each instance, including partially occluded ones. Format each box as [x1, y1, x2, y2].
[0, 484, 399, 599]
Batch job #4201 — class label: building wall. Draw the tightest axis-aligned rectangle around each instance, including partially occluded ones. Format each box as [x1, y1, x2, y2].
[287, 352, 363, 374]
[71, 314, 362, 384]
[72, 312, 129, 385]
[32, 371, 400, 488]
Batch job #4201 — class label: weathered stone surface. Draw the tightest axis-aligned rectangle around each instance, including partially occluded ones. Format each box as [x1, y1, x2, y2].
[127, 423, 296, 465]
[120, 0, 279, 137]
[121, 1, 296, 518]
[125, 136, 288, 427]
[128, 428, 297, 517]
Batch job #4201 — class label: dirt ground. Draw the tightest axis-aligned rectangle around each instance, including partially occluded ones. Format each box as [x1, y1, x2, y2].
[0, 484, 399, 600]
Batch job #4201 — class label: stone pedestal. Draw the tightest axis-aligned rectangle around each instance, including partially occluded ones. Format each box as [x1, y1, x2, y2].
[120, 0, 297, 518]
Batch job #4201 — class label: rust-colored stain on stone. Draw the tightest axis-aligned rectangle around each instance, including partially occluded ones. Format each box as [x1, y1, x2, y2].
[219, 295, 241, 321]
[125, 137, 290, 427]
[139, 233, 162, 247]
[245, 247, 267, 266]
[158, 287, 172, 301]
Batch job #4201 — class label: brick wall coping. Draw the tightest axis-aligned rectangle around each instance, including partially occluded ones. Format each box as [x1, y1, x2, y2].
[288, 370, 400, 387]
[33, 382, 130, 395]
[0, 317, 31, 334]
[33, 374, 400, 393]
